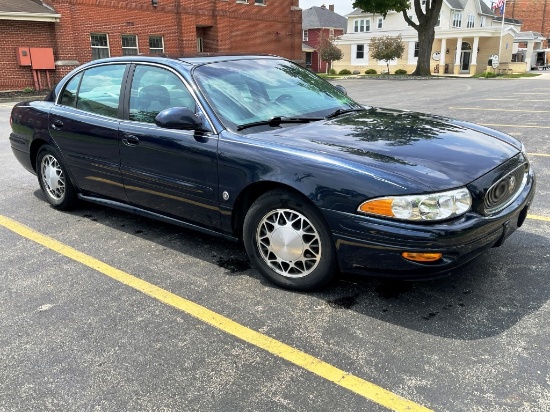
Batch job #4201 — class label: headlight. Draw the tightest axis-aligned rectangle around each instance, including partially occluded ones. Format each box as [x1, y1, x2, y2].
[358, 188, 472, 222]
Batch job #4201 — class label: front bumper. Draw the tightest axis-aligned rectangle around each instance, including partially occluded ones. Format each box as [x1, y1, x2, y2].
[323, 168, 536, 280]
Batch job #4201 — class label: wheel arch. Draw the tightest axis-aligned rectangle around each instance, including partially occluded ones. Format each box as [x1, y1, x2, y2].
[231, 181, 317, 239]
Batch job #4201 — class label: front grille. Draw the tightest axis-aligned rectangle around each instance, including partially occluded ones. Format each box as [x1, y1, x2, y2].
[483, 163, 528, 214]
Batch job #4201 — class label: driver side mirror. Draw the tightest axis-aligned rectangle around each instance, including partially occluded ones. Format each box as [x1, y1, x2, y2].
[154, 107, 204, 130]
[335, 85, 347, 95]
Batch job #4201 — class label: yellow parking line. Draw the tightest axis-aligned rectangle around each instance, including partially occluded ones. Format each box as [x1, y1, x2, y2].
[0, 215, 432, 412]
[528, 214, 550, 222]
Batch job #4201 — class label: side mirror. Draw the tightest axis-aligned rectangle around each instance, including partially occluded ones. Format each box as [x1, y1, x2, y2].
[154, 107, 203, 130]
[335, 85, 347, 95]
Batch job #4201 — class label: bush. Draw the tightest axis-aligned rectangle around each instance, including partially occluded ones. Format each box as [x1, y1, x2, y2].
[480, 71, 497, 78]
[394, 69, 408, 75]
[352, 70, 361, 75]
[338, 69, 352, 75]
[22, 87, 34, 94]
[329, 68, 337, 75]
[365, 69, 377, 74]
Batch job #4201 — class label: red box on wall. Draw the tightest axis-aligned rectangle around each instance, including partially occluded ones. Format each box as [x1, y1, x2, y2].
[16, 47, 32, 66]
[29, 48, 55, 70]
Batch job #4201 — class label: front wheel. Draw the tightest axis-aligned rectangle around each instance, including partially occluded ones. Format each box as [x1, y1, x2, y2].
[243, 190, 337, 290]
[36, 145, 77, 210]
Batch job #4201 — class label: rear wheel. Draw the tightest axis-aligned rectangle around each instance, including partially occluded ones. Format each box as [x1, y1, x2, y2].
[243, 190, 337, 290]
[37, 146, 77, 210]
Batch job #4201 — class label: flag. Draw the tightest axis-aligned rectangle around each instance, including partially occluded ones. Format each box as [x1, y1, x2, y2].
[493, 0, 505, 15]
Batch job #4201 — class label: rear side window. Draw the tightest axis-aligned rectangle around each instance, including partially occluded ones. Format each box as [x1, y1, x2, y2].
[59, 64, 126, 118]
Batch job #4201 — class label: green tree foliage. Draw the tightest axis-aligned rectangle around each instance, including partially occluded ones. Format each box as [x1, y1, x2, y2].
[353, 0, 443, 76]
[318, 35, 344, 73]
[369, 35, 405, 74]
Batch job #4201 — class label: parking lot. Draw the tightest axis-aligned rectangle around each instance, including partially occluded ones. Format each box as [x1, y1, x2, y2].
[1, 75, 549, 411]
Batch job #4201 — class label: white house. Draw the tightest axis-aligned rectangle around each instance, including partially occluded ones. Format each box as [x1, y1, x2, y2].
[333, 0, 528, 75]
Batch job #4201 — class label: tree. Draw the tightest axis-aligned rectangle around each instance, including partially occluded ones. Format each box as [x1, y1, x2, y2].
[353, 0, 443, 76]
[318, 35, 344, 73]
[369, 35, 405, 74]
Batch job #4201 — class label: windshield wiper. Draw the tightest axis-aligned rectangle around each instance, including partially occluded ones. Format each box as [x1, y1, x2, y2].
[236, 116, 322, 131]
[325, 107, 365, 119]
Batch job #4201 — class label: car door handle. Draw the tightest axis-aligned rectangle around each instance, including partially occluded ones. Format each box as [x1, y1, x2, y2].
[122, 135, 140, 146]
[51, 119, 64, 130]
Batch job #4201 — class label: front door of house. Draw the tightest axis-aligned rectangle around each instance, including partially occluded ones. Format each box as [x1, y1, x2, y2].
[460, 51, 471, 72]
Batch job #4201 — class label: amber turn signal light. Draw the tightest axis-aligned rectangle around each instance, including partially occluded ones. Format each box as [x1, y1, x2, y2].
[402, 252, 442, 262]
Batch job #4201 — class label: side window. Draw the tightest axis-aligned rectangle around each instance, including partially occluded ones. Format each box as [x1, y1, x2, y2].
[75, 64, 126, 118]
[129, 65, 196, 123]
[59, 72, 83, 107]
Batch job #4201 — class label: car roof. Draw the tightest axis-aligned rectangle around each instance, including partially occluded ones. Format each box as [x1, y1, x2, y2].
[87, 54, 281, 68]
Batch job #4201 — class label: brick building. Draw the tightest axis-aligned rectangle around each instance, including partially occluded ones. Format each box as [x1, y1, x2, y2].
[506, 0, 550, 45]
[302, 5, 347, 73]
[0, 0, 302, 91]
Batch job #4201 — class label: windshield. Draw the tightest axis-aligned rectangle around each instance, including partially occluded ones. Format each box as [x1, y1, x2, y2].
[193, 58, 362, 131]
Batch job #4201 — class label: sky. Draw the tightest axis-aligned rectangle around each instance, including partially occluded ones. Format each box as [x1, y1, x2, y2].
[299, 0, 355, 16]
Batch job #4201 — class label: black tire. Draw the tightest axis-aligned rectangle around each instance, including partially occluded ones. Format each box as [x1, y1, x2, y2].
[243, 190, 337, 291]
[36, 145, 78, 210]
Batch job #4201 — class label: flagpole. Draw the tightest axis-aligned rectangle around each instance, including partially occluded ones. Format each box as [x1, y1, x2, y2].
[499, 1, 506, 61]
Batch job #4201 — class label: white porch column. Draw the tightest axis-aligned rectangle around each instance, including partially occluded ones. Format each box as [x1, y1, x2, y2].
[440, 38, 447, 73]
[454, 37, 463, 74]
[471, 36, 480, 74]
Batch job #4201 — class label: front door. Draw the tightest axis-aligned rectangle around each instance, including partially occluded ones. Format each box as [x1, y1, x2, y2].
[119, 64, 221, 229]
[460, 51, 471, 72]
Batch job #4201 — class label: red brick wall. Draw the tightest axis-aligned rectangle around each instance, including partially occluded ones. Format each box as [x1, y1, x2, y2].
[1, 0, 302, 91]
[0, 21, 56, 90]
[508, 0, 550, 45]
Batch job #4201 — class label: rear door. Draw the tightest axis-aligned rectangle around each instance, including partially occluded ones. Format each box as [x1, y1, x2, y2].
[118, 63, 221, 229]
[49, 63, 128, 201]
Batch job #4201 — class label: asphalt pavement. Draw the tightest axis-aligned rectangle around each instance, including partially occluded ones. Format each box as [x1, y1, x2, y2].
[0, 75, 549, 412]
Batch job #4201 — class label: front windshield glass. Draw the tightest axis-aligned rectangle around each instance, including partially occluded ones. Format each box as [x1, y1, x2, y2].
[193, 58, 362, 131]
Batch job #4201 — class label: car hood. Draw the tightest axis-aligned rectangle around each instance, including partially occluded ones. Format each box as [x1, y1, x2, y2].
[266, 108, 521, 191]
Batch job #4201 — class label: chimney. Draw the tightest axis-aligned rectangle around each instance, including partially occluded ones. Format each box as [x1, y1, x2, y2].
[321, 4, 326, 9]
[329, 4, 334, 12]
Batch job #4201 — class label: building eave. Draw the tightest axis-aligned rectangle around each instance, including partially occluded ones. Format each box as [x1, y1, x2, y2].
[0, 12, 60, 22]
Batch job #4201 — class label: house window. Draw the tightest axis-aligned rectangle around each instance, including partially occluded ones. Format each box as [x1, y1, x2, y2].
[91, 33, 110, 60]
[452, 11, 462, 28]
[377, 17, 383, 29]
[329, 29, 334, 38]
[356, 44, 364, 59]
[480, 16, 486, 27]
[414, 42, 419, 57]
[254, 0, 265, 4]
[121, 34, 138, 55]
[149, 36, 164, 54]
[236, 0, 248, 3]
[354, 18, 370, 33]
[467, 14, 475, 28]
[303, 30, 308, 41]
[436, 12, 441, 27]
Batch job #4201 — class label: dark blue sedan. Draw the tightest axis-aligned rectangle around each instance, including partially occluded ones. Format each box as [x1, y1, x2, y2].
[9, 55, 536, 290]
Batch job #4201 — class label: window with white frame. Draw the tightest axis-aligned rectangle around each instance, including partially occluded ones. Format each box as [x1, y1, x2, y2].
[452, 11, 462, 28]
[236, 0, 248, 3]
[91, 33, 110, 60]
[303, 30, 308, 41]
[122, 34, 138, 55]
[254, 0, 265, 4]
[467, 14, 475, 28]
[377, 17, 383, 29]
[353, 18, 370, 33]
[356, 44, 364, 59]
[436, 12, 441, 27]
[329, 28, 334, 38]
[480, 16, 486, 27]
[149, 35, 164, 54]
[352, 44, 367, 65]
[414, 42, 419, 57]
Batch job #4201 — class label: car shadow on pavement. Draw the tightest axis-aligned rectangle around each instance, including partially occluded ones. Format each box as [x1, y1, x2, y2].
[37, 191, 549, 342]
